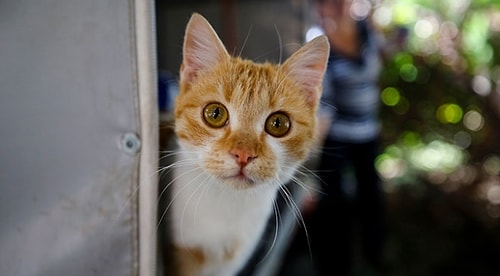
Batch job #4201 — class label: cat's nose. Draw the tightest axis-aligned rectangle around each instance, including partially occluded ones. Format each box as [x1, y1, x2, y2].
[230, 148, 257, 166]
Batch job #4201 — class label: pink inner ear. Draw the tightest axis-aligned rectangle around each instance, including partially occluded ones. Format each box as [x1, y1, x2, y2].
[180, 13, 229, 85]
[284, 36, 330, 107]
[180, 59, 198, 85]
[296, 63, 326, 105]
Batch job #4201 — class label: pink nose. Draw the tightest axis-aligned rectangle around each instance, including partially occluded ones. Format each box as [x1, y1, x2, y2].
[230, 148, 257, 166]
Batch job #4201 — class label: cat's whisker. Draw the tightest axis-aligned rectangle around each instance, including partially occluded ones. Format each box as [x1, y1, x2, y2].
[278, 182, 314, 261]
[157, 159, 198, 207]
[193, 174, 214, 226]
[158, 157, 199, 173]
[290, 167, 316, 182]
[274, 24, 283, 64]
[179, 173, 210, 245]
[112, 177, 144, 226]
[278, 183, 303, 227]
[288, 175, 314, 197]
[319, 99, 338, 112]
[253, 42, 300, 66]
[254, 197, 282, 266]
[156, 157, 200, 181]
[113, 160, 198, 226]
[113, 152, 194, 226]
[158, 149, 194, 164]
[238, 24, 253, 58]
[283, 164, 326, 197]
[158, 158, 201, 197]
[157, 165, 204, 230]
[158, 151, 177, 163]
[276, 59, 293, 80]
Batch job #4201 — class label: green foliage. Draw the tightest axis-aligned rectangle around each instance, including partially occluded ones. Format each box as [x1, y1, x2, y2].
[375, 0, 500, 184]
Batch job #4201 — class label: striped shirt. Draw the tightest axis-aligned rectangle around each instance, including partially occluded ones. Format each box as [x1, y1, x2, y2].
[320, 20, 382, 143]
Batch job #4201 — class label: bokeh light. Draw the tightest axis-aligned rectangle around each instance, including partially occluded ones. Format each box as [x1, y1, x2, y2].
[472, 75, 491, 96]
[436, 103, 463, 124]
[400, 63, 418, 82]
[375, 153, 407, 180]
[350, 0, 372, 20]
[305, 25, 323, 42]
[381, 87, 401, 106]
[484, 155, 500, 176]
[463, 110, 484, 131]
[454, 130, 472, 148]
[392, 2, 417, 25]
[373, 5, 392, 27]
[414, 18, 438, 39]
[487, 185, 500, 205]
[409, 140, 465, 173]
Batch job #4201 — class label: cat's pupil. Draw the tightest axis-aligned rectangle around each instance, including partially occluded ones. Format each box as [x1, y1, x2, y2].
[273, 117, 281, 128]
[265, 112, 290, 137]
[212, 107, 220, 119]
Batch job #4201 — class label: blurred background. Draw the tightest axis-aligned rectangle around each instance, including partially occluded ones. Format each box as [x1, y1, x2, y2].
[157, 0, 500, 275]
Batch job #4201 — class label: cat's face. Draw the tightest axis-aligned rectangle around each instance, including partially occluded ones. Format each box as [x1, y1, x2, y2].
[174, 13, 329, 190]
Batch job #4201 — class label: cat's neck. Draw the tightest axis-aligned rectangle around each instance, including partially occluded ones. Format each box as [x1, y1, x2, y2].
[171, 148, 280, 218]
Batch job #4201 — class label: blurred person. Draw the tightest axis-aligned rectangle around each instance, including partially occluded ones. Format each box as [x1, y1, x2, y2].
[281, 0, 387, 275]
[312, 0, 386, 274]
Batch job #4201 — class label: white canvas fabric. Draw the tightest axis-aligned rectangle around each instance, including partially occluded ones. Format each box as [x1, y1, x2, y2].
[0, 0, 158, 275]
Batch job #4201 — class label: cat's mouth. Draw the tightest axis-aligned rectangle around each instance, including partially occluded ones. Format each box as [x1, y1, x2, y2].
[232, 171, 253, 182]
[224, 170, 256, 187]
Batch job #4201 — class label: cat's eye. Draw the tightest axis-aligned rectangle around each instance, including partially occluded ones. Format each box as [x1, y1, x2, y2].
[203, 102, 229, 128]
[265, 112, 291, 137]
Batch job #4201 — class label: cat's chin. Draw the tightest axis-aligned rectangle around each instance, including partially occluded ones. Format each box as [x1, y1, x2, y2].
[221, 175, 261, 190]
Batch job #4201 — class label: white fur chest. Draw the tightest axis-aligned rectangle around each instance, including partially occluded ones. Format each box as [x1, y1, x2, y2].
[170, 153, 279, 275]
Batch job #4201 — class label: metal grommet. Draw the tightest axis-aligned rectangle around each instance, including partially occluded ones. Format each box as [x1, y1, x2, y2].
[121, 132, 141, 155]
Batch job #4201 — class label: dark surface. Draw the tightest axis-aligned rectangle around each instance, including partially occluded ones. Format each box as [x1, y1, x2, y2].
[276, 179, 500, 276]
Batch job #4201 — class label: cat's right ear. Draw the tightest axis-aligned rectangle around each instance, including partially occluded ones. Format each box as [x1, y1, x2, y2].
[180, 13, 230, 85]
[282, 35, 330, 108]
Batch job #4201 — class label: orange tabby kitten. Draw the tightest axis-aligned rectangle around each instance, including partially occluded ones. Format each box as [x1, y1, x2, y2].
[169, 13, 329, 276]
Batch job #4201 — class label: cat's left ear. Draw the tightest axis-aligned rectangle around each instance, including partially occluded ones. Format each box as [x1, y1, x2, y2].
[283, 35, 330, 107]
[180, 13, 230, 85]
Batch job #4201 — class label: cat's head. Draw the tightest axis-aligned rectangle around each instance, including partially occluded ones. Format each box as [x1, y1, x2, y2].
[174, 13, 329, 190]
